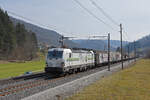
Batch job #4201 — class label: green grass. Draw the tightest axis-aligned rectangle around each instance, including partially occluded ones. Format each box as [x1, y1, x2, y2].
[0, 55, 45, 79]
[66, 59, 150, 100]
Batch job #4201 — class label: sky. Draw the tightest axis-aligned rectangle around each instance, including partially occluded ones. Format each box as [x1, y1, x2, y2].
[0, 0, 150, 42]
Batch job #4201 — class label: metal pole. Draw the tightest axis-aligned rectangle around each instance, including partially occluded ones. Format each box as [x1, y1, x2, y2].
[61, 36, 64, 48]
[135, 46, 136, 62]
[120, 24, 123, 70]
[128, 45, 130, 62]
[108, 33, 110, 71]
[134, 41, 136, 62]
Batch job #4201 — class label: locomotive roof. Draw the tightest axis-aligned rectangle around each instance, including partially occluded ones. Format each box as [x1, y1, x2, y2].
[48, 48, 120, 54]
[48, 48, 71, 52]
[71, 49, 93, 53]
[48, 48, 93, 53]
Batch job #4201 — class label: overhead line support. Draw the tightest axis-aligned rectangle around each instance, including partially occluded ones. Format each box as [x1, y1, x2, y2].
[108, 33, 110, 71]
[120, 24, 123, 70]
[134, 41, 136, 62]
[128, 45, 130, 62]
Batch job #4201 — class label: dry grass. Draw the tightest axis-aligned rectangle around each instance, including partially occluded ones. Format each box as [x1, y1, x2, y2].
[66, 59, 150, 100]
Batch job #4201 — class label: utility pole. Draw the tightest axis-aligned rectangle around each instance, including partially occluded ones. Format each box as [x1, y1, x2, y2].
[59, 36, 76, 48]
[108, 33, 110, 71]
[134, 41, 136, 62]
[128, 45, 130, 62]
[61, 36, 64, 48]
[59, 35, 65, 48]
[120, 24, 123, 70]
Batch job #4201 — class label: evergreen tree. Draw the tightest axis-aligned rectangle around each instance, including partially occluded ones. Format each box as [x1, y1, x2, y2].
[0, 8, 38, 60]
[15, 23, 26, 47]
[31, 32, 38, 51]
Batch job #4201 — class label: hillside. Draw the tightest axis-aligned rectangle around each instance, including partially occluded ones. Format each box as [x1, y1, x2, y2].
[10, 17, 79, 48]
[103, 40, 128, 48]
[124, 34, 150, 54]
[10, 17, 131, 50]
[73, 39, 128, 51]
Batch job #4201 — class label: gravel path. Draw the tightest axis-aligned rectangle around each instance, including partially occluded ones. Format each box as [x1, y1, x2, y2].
[22, 60, 135, 100]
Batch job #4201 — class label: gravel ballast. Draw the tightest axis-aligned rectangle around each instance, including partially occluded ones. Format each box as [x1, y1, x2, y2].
[22, 60, 135, 100]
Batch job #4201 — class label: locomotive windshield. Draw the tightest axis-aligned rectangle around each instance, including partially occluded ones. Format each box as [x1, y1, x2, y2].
[47, 51, 63, 59]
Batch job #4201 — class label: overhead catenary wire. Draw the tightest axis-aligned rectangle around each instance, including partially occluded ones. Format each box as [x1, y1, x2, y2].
[123, 29, 132, 42]
[7, 10, 78, 37]
[123, 32, 130, 42]
[6, 3, 131, 42]
[89, 0, 119, 26]
[121, 30, 128, 42]
[73, 0, 132, 43]
[73, 0, 116, 31]
[73, 0, 132, 56]
[89, 0, 133, 42]
[7, 11, 58, 33]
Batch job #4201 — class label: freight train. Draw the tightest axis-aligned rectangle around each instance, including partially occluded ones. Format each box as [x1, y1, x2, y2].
[45, 48, 127, 74]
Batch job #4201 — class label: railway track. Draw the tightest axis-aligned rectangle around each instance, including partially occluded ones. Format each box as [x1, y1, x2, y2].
[0, 72, 45, 86]
[0, 71, 80, 97]
[0, 60, 134, 99]
[0, 77, 58, 96]
[0, 67, 112, 97]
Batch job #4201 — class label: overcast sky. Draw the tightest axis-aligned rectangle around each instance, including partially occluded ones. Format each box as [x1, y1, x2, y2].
[0, 0, 150, 41]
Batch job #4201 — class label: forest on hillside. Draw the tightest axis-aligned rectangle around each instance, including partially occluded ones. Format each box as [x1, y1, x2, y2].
[0, 9, 38, 60]
[124, 34, 150, 56]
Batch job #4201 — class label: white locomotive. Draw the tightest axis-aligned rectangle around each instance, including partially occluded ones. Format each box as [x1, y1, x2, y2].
[45, 48, 95, 74]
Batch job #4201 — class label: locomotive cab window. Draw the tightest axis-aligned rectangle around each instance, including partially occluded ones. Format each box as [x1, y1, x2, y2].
[47, 51, 63, 59]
